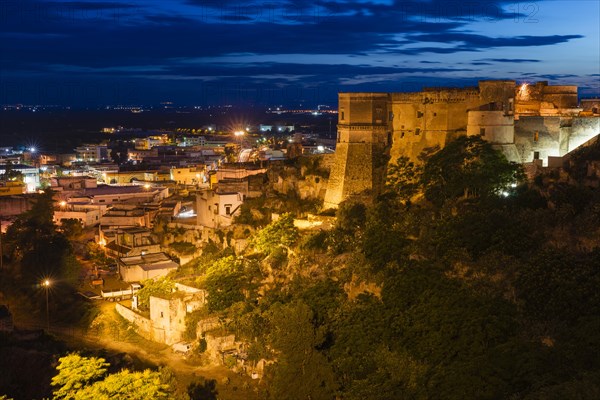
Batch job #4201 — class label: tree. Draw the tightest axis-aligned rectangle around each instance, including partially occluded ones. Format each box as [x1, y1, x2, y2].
[265, 301, 337, 400]
[204, 256, 246, 312]
[252, 213, 298, 255]
[420, 136, 524, 207]
[385, 156, 422, 202]
[52, 354, 109, 399]
[4, 189, 74, 281]
[52, 354, 172, 400]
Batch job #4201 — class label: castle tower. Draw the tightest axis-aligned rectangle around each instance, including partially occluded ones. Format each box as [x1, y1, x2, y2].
[323, 93, 390, 208]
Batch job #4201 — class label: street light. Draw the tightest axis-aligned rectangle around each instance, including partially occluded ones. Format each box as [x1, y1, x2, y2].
[42, 279, 51, 331]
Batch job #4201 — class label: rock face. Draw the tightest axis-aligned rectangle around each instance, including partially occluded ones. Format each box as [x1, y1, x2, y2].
[267, 155, 333, 200]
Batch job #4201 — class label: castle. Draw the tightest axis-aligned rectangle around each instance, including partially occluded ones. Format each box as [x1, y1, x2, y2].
[324, 80, 600, 208]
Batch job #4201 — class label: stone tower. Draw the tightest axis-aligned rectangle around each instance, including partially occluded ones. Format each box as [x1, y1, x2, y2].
[323, 93, 390, 208]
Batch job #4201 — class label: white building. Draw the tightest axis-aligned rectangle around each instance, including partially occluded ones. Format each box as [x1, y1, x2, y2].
[196, 189, 244, 228]
[119, 252, 179, 282]
[0, 163, 40, 192]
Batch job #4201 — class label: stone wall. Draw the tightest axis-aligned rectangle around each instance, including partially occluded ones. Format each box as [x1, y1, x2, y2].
[116, 303, 154, 340]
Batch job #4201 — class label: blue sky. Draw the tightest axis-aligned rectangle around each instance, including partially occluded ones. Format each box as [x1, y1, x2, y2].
[0, 0, 598, 106]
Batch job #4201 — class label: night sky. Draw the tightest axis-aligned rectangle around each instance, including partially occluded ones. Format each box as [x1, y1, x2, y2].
[1, 0, 598, 106]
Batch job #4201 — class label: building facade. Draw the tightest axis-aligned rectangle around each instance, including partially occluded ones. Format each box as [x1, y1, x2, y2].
[324, 80, 600, 207]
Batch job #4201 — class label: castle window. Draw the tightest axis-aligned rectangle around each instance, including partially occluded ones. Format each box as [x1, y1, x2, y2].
[415, 128, 421, 136]
[341, 111, 345, 120]
[433, 113, 437, 117]
[533, 151, 540, 160]
[417, 111, 423, 118]
[401, 132, 405, 138]
[389, 111, 394, 121]
[534, 131, 539, 142]
[480, 128, 486, 136]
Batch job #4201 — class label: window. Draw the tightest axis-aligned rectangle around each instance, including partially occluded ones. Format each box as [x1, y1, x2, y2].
[225, 204, 232, 215]
[401, 132, 405, 138]
[341, 111, 345, 120]
[415, 128, 421, 136]
[99, 199, 105, 203]
[160, 311, 164, 318]
[534, 131, 539, 142]
[388, 111, 393, 121]
[480, 128, 486, 136]
[433, 112, 437, 117]
[417, 111, 423, 118]
[533, 151, 540, 160]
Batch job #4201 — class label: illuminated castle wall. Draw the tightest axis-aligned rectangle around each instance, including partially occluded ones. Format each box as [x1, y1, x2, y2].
[324, 80, 600, 207]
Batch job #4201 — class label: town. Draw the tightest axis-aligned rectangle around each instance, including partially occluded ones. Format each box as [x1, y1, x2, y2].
[1, 79, 600, 399]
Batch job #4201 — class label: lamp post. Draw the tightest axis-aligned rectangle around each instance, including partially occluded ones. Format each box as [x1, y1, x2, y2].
[42, 279, 51, 331]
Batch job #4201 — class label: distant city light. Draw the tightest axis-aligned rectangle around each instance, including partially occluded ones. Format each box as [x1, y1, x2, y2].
[234, 131, 245, 137]
[30, 147, 36, 152]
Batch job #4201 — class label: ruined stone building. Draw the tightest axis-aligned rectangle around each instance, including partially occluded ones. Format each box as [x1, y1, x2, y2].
[324, 80, 600, 208]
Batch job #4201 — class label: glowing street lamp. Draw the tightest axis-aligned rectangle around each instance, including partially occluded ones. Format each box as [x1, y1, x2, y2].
[42, 279, 51, 331]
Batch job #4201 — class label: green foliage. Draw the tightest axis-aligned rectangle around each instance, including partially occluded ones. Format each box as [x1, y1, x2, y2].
[234, 197, 270, 227]
[169, 241, 197, 255]
[420, 136, 524, 207]
[4, 189, 75, 282]
[184, 309, 207, 341]
[252, 213, 299, 254]
[52, 354, 172, 400]
[204, 256, 250, 312]
[135, 278, 175, 311]
[298, 230, 328, 251]
[386, 156, 422, 202]
[517, 249, 600, 322]
[265, 301, 337, 400]
[60, 219, 83, 239]
[52, 354, 109, 399]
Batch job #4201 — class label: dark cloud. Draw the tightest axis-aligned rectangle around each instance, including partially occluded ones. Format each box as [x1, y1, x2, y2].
[407, 33, 584, 48]
[478, 58, 541, 63]
[0, 0, 596, 104]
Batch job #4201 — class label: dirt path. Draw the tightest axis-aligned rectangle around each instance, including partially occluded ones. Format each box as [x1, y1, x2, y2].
[14, 301, 263, 399]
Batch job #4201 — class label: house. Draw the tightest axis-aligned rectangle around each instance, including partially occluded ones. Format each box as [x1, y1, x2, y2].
[117, 283, 207, 345]
[0, 164, 40, 192]
[148, 284, 206, 344]
[99, 205, 153, 228]
[196, 189, 244, 228]
[101, 227, 161, 258]
[53, 203, 103, 227]
[119, 252, 179, 282]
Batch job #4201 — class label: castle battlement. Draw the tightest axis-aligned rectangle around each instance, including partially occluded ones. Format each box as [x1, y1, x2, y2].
[324, 80, 600, 207]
